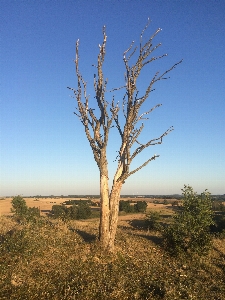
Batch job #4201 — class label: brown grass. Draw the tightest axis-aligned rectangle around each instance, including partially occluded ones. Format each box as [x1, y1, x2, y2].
[1, 207, 225, 300]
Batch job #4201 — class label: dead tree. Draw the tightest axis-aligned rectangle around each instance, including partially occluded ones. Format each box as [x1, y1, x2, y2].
[68, 20, 182, 252]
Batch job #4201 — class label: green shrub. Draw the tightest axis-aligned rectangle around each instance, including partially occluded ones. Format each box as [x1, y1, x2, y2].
[163, 185, 214, 256]
[134, 201, 147, 212]
[51, 205, 68, 220]
[51, 203, 92, 220]
[26, 207, 40, 222]
[145, 211, 162, 230]
[11, 196, 28, 220]
[76, 202, 92, 219]
[67, 204, 78, 219]
[11, 196, 40, 222]
[119, 200, 134, 213]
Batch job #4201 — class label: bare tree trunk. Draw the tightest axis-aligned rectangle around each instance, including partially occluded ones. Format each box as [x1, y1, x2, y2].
[99, 160, 123, 252]
[108, 181, 123, 252]
[99, 150, 111, 249]
[99, 173, 110, 248]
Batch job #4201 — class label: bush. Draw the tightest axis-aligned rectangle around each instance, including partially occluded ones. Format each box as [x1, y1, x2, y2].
[11, 196, 28, 219]
[51, 205, 68, 220]
[119, 200, 134, 213]
[67, 204, 78, 219]
[11, 196, 40, 222]
[51, 203, 92, 220]
[163, 185, 214, 256]
[76, 202, 92, 219]
[26, 207, 40, 222]
[145, 211, 162, 230]
[163, 199, 168, 205]
[134, 201, 147, 212]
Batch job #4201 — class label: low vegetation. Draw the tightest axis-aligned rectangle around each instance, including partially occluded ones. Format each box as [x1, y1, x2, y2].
[0, 187, 225, 299]
[11, 195, 40, 223]
[119, 200, 148, 213]
[163, 185, 215, 256]
[51, 202, 92, 220]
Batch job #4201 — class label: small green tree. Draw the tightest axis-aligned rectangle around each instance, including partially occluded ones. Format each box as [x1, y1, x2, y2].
[145, 211, 162, 230]
[67, 205, 78, 219]
[163, 185, 214, 256]
[11, 196, 28, 220]
[119, 200, 134, 213]
[134, 201, 147, 212]
[11, 196, 40, 222]
[76, 202, 92, 219]
[51, 205, 68, 220]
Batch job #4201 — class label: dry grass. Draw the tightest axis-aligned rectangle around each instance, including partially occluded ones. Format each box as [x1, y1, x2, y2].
[0, 211, 225, 300]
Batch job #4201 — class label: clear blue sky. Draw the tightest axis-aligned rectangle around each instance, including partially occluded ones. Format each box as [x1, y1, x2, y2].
[1, 0, 224, 196]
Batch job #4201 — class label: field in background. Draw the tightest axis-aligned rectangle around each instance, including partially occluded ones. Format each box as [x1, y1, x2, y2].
[0, 196, 176, 218]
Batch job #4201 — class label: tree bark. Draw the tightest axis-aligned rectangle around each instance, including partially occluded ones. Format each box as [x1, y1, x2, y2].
[99, 157, 124, 252]
[99, 173, 110, 248]
[98, 149, 111, 249]
[108, 181, 123, 252]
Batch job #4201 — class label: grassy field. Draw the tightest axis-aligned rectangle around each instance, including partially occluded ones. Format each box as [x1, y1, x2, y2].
[0, 201, 225, 300]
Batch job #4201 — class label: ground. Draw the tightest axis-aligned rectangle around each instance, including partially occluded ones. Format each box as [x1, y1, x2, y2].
[0, 197, 225, 299]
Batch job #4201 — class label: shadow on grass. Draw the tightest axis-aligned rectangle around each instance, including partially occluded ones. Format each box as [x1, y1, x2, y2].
[41, 210, 51, 213]
[75, 229, 97, 242]
[128, 218, 147, 229]
[137, 233, 163, 245]
[119, 220, 163, 246]
[165, 206, 182, 213]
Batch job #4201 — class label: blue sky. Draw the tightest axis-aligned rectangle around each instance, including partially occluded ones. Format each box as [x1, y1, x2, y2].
[1, 0, 224, 196]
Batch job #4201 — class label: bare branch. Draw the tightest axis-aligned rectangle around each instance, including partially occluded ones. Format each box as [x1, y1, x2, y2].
[107, 85, 126, 93]
[123, 40, 135, 58]
[140, 17, 151, 49]
[127, 154, 160, 178]
[131, 126, 174, 161]
[142, 53, 168, 67]
[155, 59, 183, 82]
[114, 115, 123, 139]
[136, 103, 162, 123]
[129, 123, 144, 148]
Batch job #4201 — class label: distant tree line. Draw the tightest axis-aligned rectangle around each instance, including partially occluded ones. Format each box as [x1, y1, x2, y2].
[63, 199, 92, 205]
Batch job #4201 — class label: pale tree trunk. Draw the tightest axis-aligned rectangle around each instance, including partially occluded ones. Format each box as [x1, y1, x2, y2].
[99, 150, 111, 249]
[99, 179, 123, 253]
[99, 163, 123, 252]
[108, 181, 123, 252]
[99, 173, 110, 248]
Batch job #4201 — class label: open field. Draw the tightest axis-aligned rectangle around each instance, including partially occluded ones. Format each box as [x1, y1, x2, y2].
[0, 197, 175, 219]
